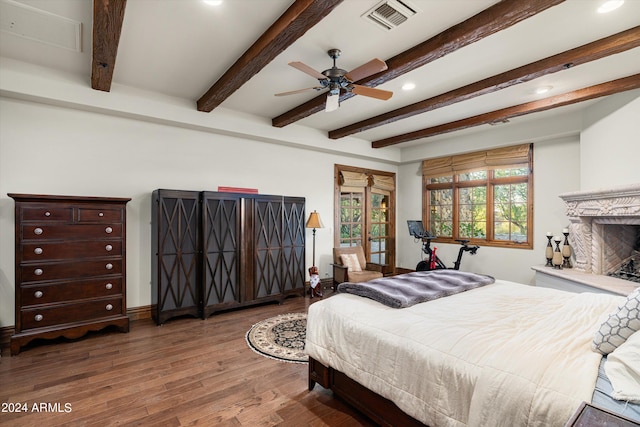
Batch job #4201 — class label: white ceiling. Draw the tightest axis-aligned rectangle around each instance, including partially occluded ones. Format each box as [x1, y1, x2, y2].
[1, 0, 639, 148]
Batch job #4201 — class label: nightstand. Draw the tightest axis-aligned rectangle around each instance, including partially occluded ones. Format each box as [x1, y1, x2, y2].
[565, 401, 639, 427]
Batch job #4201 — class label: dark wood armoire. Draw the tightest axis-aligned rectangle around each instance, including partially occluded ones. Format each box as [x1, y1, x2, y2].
[151, 189, 305, 324]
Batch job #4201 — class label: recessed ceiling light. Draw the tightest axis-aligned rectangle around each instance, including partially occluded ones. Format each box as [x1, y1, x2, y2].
[203, 0, 223, 6]
[597, 0, 624, 13]
[402, 82, 416, 91]
[535, 85, 553, 95]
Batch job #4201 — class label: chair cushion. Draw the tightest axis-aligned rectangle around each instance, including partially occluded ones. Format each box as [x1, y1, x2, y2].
[346, 270, 384, 283]
[340, 253, 362, 272]
[333, 246, 367, 268]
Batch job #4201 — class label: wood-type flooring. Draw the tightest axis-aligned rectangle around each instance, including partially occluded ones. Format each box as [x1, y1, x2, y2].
[0, 294, 375, 426]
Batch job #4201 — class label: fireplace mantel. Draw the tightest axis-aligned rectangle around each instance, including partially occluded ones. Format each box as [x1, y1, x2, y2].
[561, 184, 640, 218]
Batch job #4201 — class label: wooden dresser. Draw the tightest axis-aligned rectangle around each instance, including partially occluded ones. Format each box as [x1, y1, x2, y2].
[9, 194, 131, 355]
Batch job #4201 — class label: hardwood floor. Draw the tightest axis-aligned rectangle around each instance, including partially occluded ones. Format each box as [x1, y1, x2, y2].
[0, 294, 375, 426]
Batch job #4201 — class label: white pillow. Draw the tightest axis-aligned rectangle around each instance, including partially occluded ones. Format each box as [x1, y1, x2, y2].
[592, 287, 640, 355]
[605, 330, 640, 403]
[340, 253, 362, 272]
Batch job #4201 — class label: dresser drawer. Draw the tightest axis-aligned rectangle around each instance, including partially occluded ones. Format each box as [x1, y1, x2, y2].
[77, 208, 123, 223]
[21, 278, 123, 306]
[21, 259, 123, 282]
[21, 224, 123, 241]
[20, 298, 124, 330]
[21, 206, 73, 222]
[21, 241, 122, 261]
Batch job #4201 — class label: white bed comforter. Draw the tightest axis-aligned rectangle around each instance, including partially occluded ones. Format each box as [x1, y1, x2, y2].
[305, 280, 624, 427]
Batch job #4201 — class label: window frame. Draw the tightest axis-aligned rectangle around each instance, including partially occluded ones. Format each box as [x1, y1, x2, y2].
[422, 145, 534, 249]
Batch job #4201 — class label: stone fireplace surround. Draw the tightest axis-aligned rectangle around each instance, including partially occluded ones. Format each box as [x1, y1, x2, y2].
[533, 184, 640, 296]
[561, 183, 640, 276]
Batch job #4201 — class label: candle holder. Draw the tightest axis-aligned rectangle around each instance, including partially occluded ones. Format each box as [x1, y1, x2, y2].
[545, 233, 553, 267]
[552, 236, 563, 270]
[562, 229, 572, 268]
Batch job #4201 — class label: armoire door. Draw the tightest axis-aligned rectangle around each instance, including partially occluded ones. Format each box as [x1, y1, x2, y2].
[152, 189, 201, 324]
[201, 192, 241, 316]
[282, 197, 305, 293]
[253, 195, 285, 299]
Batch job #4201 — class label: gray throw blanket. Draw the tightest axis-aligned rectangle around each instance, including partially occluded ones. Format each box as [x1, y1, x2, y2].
[337, 270, 495, 308]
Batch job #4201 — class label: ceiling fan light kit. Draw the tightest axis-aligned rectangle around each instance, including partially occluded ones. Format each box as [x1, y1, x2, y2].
[276, 48, 393, 112]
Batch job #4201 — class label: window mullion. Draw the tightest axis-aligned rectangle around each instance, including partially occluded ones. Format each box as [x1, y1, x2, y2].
[486, 170, 495, 243]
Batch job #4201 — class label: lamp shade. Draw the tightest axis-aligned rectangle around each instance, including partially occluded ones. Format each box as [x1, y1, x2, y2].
[306, 211, 323, 229]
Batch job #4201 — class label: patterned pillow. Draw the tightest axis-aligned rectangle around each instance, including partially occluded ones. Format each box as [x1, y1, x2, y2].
[592, 287, 640, 355]
[340, 253, 362, 272]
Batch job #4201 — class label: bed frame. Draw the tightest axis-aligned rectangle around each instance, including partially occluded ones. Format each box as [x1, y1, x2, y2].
[308, 356, 426, 427]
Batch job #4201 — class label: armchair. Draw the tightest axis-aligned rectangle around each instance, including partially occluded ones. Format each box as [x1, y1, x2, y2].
[332, 246, 384, 287]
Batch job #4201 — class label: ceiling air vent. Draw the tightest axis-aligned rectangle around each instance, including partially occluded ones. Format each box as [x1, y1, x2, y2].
[363, 0, 419, 31]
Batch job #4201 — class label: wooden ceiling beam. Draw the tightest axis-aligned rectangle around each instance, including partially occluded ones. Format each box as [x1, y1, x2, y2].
[329, 26, 640, 140]
[197, 0, 343, 113]
[271, 0, 565, 128]
[371, 74, 640, 148]
[91, 0, 127, 92]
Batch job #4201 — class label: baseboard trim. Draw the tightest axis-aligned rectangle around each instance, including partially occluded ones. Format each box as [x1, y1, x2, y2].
[127, 305, 153, 322]
[0, 326, 13, 353]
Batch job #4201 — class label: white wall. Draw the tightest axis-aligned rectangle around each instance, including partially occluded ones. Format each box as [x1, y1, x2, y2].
[580, 89, 640, 191]
[0, 97, 395, 327]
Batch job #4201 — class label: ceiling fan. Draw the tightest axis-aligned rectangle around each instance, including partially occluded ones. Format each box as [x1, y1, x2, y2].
[275, 49, 393, 112]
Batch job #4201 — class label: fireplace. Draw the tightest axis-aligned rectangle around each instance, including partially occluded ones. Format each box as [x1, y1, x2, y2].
[560, 184, 640, 281]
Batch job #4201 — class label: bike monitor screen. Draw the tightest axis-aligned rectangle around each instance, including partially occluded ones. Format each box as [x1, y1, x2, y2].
[407, 220, 436, 239]
[407, 220, 425, 238]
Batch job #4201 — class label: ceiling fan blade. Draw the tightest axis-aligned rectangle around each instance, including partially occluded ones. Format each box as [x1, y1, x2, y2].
[275, 87, 324, 97]
[351, 84, 393, 100]
[288, 61, 327, 80]
[325, 93, 339, 112]
[345, 58, 388, 82]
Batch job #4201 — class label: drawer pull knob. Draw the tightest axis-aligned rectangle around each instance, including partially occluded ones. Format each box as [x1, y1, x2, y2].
[105, 283, 113, 290]
[44, 211, 51, 217]
[34, 268, 43, 276]
[34, 290, 43, 298]
[105, 227, 113, 234]
[34, 247, 43, 255]
[105, 244, 113, 251]
[99, 212, 104, 217]
[106, 263, 113, 270]
[35, 314, 43, 322]
[106, 304, 113, 311]
[34, 228, 43, 235]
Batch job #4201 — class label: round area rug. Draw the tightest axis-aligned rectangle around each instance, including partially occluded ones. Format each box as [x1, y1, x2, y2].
[245, 312, 308, 363]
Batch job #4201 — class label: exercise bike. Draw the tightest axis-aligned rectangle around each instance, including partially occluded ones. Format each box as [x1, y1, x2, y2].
[407, 220, 479, 271]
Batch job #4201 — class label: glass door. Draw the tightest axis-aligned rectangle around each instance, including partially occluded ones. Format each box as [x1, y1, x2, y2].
[369, 191, 390, 265]
[335, 165, 395, 271]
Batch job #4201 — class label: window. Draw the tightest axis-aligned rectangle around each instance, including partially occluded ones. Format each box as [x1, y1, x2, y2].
[422, 144, 533, 249]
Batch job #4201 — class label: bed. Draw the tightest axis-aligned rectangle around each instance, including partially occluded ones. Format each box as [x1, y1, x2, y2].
[305, 271, 640, 426]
